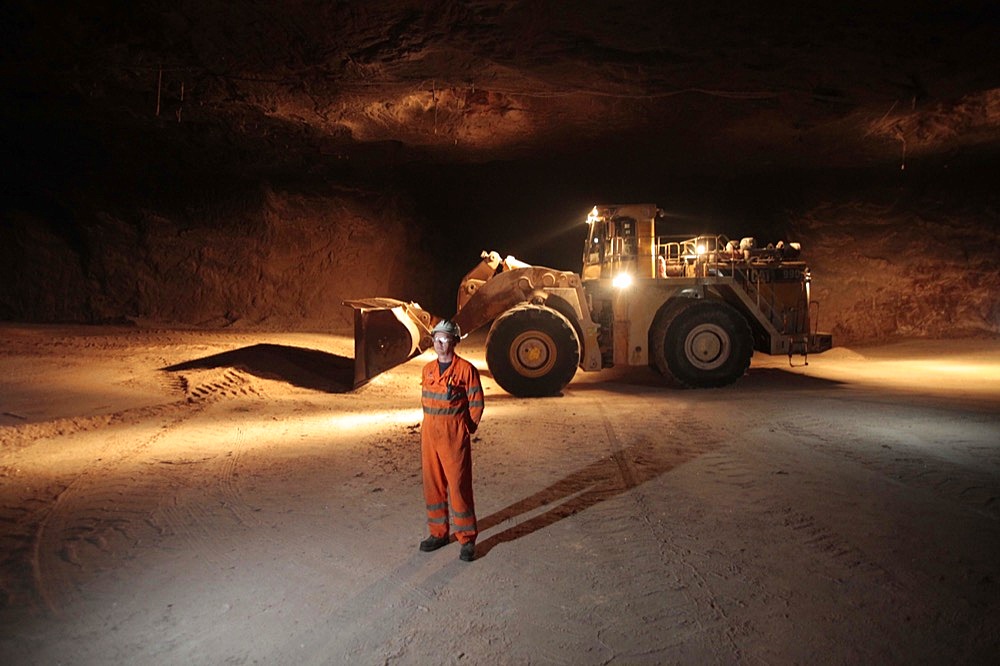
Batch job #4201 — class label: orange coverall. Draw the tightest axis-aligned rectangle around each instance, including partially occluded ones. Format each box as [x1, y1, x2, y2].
[421, 354, 484, 545]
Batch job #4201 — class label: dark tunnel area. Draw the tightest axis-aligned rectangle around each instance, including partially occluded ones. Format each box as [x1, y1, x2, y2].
[2, 0, 999, 341]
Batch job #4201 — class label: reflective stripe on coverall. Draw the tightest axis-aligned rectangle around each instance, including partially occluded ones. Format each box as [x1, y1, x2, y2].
[421, 354, 484, 544]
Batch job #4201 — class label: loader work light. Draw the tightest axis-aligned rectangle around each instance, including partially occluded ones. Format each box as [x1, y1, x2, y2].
[612, 273, 633, 289]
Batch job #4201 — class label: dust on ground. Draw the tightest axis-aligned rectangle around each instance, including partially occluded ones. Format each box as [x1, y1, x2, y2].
[1, 324, 998, 664]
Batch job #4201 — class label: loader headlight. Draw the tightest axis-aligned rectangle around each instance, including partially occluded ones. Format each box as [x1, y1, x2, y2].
[612, 273, 633, 289]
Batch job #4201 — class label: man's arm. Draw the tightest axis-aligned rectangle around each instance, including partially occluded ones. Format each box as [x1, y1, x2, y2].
[465, 365, 484, 433]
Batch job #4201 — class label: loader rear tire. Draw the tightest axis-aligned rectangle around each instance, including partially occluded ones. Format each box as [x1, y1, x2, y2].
[652, 300, 752, 388]
[486, 305, 580, 397]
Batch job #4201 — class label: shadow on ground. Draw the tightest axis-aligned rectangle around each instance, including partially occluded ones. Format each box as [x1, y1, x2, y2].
[530, 366, 846, 399]
[475, 438, 716, 558]
[738, 367, 847, 390]
[163, 344, 356, 393]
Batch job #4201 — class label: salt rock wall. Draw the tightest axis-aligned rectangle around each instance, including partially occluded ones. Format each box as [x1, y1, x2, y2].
[792, 201, 1000, 345]
[0, 187, 433, 331]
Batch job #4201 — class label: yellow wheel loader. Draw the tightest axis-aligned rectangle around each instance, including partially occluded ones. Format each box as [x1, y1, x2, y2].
[345, 203, 832, 396]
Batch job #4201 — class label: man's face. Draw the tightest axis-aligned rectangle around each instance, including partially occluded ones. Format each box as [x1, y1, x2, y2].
[433, 333, 457, 361]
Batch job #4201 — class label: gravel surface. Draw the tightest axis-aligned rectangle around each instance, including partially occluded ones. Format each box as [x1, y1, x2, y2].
[1, 325, 998, 664]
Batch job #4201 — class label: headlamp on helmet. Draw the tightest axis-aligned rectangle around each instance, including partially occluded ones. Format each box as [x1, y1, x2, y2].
[430, 319, 461, 340]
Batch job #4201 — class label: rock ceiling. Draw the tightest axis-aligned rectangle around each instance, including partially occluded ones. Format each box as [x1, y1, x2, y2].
[6, 0, 999, 177]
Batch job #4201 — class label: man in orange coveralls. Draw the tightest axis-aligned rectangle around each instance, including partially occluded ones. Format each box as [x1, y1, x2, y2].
[419, 319, 484, 562]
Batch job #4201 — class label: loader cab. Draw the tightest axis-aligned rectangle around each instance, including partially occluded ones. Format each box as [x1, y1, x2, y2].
[582, 204, 658, 283]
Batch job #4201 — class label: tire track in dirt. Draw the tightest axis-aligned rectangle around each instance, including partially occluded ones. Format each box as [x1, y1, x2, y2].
[149, 417, 265, 543]
[300, 551, 448, 661]
[0, 366, 259, 451]
[749, 463, 901, 581]
[179, 368, 265, 403]
[695, 413, 914, 614]
[778, 414, 1000, 519]
[707, 407, 997, 639]
[141, 408, 285, 584]
[23, 371, 271, 615]
[1, 401, 191, 452]
[589, 396, 744, 663]
[29, 407, 203, 615]
[0, 478, 68, 612]
[217, 425, 261, 529]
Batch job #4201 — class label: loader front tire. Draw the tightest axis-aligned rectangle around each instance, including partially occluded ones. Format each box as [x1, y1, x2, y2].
[652, 300, 752, 388]
[486, 305, 580, 397]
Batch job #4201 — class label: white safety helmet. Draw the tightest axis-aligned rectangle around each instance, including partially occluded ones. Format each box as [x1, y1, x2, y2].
[430, 319, 461, 340]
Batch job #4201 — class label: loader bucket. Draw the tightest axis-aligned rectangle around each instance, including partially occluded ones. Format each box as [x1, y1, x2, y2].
[343, 298, 438, 388]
